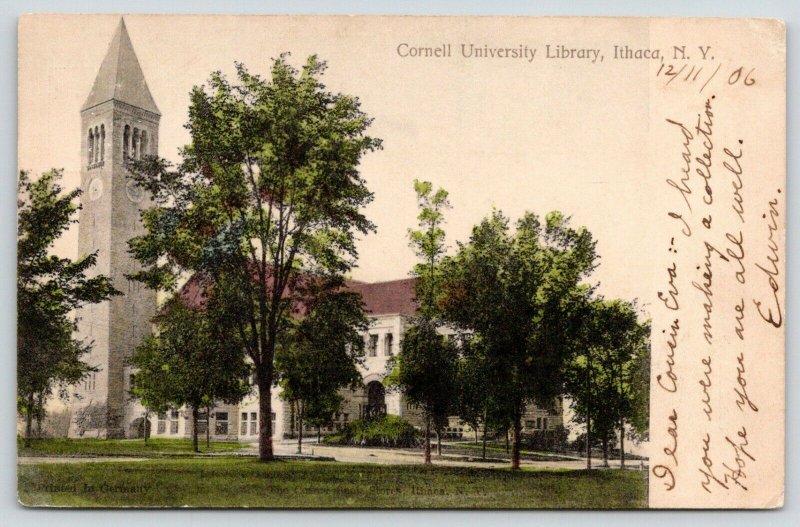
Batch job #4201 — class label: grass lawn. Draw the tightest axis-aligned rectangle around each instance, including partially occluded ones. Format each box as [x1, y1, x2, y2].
[18, 458, 647, 508]
[17, 438, 246, 458]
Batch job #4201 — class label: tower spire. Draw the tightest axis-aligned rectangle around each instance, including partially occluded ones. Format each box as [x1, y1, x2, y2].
[81, 18, 160, 115]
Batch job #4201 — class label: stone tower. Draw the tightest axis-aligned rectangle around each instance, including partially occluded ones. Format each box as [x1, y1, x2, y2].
[69, 19, 159, 438]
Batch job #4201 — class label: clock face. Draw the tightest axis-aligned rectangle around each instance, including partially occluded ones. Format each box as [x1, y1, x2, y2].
[125, 179, 144, 203]
[88, 178, 103, 201]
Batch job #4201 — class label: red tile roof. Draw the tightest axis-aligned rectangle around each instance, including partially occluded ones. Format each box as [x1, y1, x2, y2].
[177, 273, 419, 318]
[346, 278, 418, 316]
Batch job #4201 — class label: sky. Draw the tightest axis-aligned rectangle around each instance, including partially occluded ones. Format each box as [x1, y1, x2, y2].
[19, 14, 655, 307]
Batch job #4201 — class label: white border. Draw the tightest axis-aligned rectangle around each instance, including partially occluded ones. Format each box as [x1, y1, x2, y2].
[3, 1, 798, 525]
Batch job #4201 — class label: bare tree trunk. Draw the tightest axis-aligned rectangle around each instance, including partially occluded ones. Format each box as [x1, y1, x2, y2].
[192, 407, 199, 453]
[206, 405, 211, 448]
[587, 347, 592, 470]
[317, 425, 321, 444]
[35, 392, 44, 438]
[144, 409, 150, 445]
[482, 409, 488, 460]
[297, 402, 304, 455]
[474, 427, 478, 444]
[511, 415, 522, 470]
[424, 412, 432, 465]
[602, 436, 609, 467]
[505, 430, 509, 453]
[619, 418, 626, 469]
[258, 373, 274, 461]
[289, 400, 295, 439]
[24, 392, 34, 448]
[436, 427, 442, 456]
[586, 417, 592, 470]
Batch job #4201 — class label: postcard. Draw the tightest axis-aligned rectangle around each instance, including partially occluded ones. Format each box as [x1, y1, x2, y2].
[16, 14, 785, 509]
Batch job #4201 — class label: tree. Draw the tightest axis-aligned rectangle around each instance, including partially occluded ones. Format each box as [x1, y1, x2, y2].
[127, 55, 381, 461]
[17, 170, 120, 447]
[126, 337, 174, 445]
[455, 334, 513, 460]
[439, 210, 598, 469]
[391, 320, 459, 464]
[626, 321, 651, 449]
[276, 286, 367, 454]
[564, 298, 650, 468]
[387, 180, 458, 464]
[130, 296, 251, 452]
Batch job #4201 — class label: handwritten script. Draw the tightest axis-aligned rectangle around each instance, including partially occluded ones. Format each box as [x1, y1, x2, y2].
[653, 89, 782, 502]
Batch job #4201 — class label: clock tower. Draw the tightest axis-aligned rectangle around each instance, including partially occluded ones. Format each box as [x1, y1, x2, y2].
[70, 19, 159, 438]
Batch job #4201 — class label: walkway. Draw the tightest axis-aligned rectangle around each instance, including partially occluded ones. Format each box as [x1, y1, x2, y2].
[19, 440, 648, 471]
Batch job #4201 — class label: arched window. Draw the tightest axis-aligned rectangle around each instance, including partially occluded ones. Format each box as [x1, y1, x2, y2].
[133, 128, 140, 160]
[94, 127, 99, 163]
[100, 124, 105, 161]
[123, 125, 130, 159]
[140, 130, 148, 158]
[88, 129, 94, 165]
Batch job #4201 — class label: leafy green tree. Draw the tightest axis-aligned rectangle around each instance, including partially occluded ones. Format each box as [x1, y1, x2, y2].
[130, 296, 251, 452]
[626, 321, 651, 447]
[276, 286, 367, 454]
[455, 334, 513, 459]
[439, 210, 598, 469]
[127, 55, 381, 461]
[127, 339, 174, 445]
[392, 320, 459, 464]
[455, 336, 485, 445]
[408, 180, 450, 319]
[564, 298, 650, 468]
[388, 180, 458, 464]
[17, 170, 120, 447]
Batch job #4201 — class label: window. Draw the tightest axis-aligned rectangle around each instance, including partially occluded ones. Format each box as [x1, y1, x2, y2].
[250, 412, 257, 436]
[368, 334, 378, 357]
[123, 125, 130, 158]
[536, 417, 542, 430]
[157, 412, 166, 434]
[83, 373, 96, 392]
[169, 409, 179, 434]
[241, 412, 248, 435]
[99, 124, 105, 161]
[132, 128, 140, 160]
[525, 420, 535, 428]
[543, 418, 548, 430]
[215, 412, 229, 435]
[94, 127, 100, 163]
[343, 413, 349, 422]
[140, 130, 148, 157]
[88, 129, 94, 165]
[384, 333, 393, 356]
[196, 411, 208, 435]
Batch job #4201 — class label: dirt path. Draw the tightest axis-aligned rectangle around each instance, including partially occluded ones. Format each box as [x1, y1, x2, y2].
[19, 442, 648, 472]
[265, 441, 646, 470]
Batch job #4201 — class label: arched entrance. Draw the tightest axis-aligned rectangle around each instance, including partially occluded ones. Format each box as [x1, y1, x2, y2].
[364, 381, 386, 419]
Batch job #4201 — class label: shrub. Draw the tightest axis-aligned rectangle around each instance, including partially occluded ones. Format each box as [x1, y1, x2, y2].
[569, 431, 616, 455]
[323, 415, 420, 448]
[523, 425, 569, 452]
